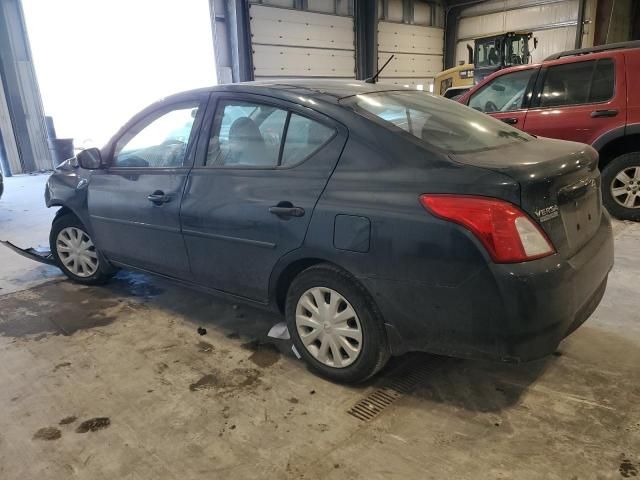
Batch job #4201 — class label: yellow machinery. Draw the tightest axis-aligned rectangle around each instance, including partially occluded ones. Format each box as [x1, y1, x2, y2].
[434, 63, 474, 97]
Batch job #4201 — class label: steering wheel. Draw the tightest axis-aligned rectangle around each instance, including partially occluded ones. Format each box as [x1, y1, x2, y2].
[484, 101, 499, 113]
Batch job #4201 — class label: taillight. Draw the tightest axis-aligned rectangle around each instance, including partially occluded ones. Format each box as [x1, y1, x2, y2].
[420, 194, 555, 263]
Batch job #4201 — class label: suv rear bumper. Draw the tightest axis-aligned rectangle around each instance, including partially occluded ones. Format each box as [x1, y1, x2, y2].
[365, 213, 614, 361]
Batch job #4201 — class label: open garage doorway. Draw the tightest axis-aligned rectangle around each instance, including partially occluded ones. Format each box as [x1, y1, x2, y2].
[21, 0, 216, 149]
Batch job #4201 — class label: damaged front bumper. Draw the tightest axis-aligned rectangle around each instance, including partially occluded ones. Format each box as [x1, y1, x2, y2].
[1, 241, 57, 266]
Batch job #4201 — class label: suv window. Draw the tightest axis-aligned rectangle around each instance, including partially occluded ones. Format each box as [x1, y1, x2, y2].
[207, 100, 334, 167]
[469, 69, 535, 113]
[539, 58, 614, 108]
[114, 105, 199, 168]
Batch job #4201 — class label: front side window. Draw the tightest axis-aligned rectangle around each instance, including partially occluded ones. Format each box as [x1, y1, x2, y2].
[540, 58, 614, 108]
[469, 69, 535, 113]
[114, 105, 198, 168]
[207, 100, 334, 167]
[344, 91, 532, 154]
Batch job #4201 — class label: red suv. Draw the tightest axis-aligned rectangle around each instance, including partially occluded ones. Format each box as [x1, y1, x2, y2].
[459, 41, 640, 221]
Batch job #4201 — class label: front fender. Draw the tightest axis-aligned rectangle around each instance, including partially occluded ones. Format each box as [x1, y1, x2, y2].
[45, 166, 94, 235]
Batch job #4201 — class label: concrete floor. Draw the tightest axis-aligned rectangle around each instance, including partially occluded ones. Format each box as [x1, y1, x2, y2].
[0, 173, 639, 480]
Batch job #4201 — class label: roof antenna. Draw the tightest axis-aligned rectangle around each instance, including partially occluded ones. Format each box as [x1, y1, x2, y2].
[365, 55, 394, 84]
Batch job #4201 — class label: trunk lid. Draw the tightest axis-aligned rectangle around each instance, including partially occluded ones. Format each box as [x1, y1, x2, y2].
[450, 138, 602, 257]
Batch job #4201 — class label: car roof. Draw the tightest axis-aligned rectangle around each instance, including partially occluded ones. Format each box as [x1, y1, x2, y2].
[162, 79, 415, 105]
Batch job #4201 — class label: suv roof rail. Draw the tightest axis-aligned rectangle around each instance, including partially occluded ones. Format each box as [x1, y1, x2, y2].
[544, 40, 640, 61]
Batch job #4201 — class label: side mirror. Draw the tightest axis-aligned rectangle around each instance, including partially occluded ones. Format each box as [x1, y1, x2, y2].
[77, 148, 103, 170]
[491, 83, 506, 92]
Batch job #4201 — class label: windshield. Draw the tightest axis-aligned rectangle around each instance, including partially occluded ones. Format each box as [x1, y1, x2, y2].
[343, 91, 532, 154]
[475, 38, 502, 68]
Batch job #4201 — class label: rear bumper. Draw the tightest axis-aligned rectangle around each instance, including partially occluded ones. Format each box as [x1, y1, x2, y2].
[365, 213, 614, 361]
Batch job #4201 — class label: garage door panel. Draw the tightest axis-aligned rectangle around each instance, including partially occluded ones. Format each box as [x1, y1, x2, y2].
[458, 1, 578, 40]
[377, 53, 442, 78]
[250, 5, 354, 50]
[253, 44, 355, 77]
[378, 22, 443, 55]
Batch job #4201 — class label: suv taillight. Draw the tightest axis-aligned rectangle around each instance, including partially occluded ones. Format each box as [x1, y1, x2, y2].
[420, 194, 555, 263]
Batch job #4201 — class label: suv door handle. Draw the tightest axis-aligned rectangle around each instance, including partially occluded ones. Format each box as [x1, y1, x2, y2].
[269, 201, 305, 218]
[501, 117, 518, 125]
[590, 109, 618, 118]
[147, 191, 172, 205]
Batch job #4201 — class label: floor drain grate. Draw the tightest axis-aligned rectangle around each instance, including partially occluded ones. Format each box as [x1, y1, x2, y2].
[347, 360, 436, 422]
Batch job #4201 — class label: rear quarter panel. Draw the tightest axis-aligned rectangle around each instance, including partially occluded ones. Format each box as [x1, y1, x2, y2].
[298, 116, 522, 355]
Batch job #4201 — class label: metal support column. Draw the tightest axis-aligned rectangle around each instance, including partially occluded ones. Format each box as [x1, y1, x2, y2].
[355, 0, 378, 79]
[0, 0, 51, 173]
[210, 0, 253, 84]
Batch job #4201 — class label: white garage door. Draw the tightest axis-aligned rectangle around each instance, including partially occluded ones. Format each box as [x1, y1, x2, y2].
[249, 4, 355, 79]
[455, 0, 580, 66]
[377, 21, 444, 91]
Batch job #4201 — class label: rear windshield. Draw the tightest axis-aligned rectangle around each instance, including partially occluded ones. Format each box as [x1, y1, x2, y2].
[342, 91, 532, 154]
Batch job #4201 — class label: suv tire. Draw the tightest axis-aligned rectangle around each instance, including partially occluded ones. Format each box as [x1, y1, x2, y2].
[602, 152, 640, 221]
[50, 213, 116, 285]
[285, 263, 390, 383]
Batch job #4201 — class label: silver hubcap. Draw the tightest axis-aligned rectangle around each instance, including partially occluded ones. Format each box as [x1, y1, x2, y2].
[56, 227, 99, 278]
[611, 166, 640, 209]
[295, 287, 362, 368]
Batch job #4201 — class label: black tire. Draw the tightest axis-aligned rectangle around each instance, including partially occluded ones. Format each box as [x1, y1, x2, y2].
[602, 152, 640, 221]
[285, 263, 390, 384]
[49, 213, 116, 285]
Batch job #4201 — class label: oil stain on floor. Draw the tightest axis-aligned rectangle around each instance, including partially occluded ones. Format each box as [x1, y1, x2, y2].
[241, 340, 281, 368]
[33, 427, 61, 441]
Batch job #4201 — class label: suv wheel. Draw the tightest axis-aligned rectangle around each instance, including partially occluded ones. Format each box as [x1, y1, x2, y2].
[285, 264, 390, 383]
[602, 152, 640, 221]
[50, 213, 116, 285]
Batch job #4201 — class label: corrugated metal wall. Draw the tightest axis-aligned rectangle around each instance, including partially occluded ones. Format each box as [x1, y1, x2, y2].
[249, 3, 356, 79]
[377, 21, 443, 89]
[455, 0, 580, 66]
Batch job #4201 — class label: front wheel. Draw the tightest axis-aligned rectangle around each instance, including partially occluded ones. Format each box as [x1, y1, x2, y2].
[602, 152, 640, 221]
[49, 213, 115, 285]
[285, 264, 390, 383]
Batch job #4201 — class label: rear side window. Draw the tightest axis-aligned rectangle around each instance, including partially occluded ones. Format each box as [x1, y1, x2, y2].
[281, 114, 334, 166]
[469, 69, 535, 113]
[539, 58, 614, 108]
[206, 100, 335, 168]
[344, 91, 532, 154]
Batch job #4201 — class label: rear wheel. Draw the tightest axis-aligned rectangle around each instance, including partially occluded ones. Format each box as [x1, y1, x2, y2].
[602, 152, 640, 221]
[285, 264, 389, 383]
[50, 214, 115, 285]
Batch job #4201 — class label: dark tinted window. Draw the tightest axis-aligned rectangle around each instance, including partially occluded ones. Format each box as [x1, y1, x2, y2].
[540, 59, 614, 108]
[469, 69, 535, 113]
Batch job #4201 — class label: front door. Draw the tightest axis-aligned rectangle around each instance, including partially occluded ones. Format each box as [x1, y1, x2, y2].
[88, 96, 206, 278]
[467, 67, 539, 130]
[180, 94, 346, 301]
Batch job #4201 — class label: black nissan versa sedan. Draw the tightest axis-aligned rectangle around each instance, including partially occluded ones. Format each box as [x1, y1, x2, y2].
[39, 80, 613, 383]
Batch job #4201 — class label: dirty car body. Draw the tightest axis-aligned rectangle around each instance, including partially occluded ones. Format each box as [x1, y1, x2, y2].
[40, 80, 613, 377]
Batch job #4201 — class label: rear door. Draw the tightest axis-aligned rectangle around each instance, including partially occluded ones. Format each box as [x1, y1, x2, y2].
[467, 67, 538, 130]
[88, 95, 206, 278]
[522, 54, 625, 144]
[180, 93, 347, 302]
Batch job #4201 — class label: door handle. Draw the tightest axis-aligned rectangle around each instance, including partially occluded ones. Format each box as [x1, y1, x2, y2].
[269, 202, 305, 218]
[147, 191, 172, 205]
[501, 117, 518, 125]
[590, 109, 618, 118]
